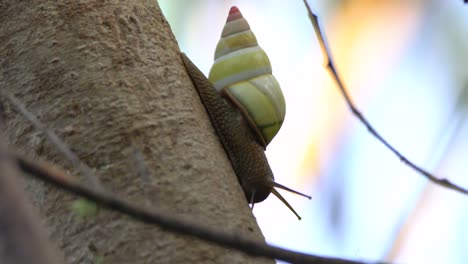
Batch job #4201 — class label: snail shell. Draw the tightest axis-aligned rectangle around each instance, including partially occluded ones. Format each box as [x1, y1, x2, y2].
[208, 6, 286, 148]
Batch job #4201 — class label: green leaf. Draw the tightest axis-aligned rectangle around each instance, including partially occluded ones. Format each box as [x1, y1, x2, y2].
[71, 198, 99, 218]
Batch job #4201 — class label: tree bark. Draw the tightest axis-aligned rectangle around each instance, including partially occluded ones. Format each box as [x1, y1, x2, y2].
[0, 136, 61, 264]
[0, 1, 272, 263]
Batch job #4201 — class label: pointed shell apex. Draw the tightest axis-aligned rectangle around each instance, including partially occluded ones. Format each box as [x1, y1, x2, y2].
[229, 6, 240, 16]
[227, 6, 243, 22]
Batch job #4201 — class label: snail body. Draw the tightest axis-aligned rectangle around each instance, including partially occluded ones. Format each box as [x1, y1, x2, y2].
[181, 6, 310, 219]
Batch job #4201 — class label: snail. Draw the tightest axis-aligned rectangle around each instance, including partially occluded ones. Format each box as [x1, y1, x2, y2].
[181, 6, 310, 220]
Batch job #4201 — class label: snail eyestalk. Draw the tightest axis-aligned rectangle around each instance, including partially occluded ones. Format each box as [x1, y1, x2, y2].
[271, 188, 302, 220]
[271, 182, 311, 220]
[273, 182, 312, 200]
[250, 190, 256, 209]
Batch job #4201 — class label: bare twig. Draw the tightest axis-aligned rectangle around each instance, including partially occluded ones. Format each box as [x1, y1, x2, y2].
[0, 90, 105, 192]
[0, 146, 61, 264]
[302, 0, 468, 195]
[15, 154, 384, 264]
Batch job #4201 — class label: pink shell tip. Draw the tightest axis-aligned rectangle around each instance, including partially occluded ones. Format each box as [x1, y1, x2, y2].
[227, 6, 242, 22]
[229, 6, 240, 15]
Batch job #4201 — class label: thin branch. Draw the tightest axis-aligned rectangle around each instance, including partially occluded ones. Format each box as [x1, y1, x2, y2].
[14, 154, 384, 264]
[0, 147, 61, 264]
[0, 90, 105, 192]
[302, 0, 468, 195]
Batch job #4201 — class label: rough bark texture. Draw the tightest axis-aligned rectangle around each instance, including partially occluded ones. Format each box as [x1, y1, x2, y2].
[0, 137, 61, 264]
[0, 1, 272, 263]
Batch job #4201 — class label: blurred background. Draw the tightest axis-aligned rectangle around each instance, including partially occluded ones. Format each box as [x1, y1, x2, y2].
[159, 0, 468, 263]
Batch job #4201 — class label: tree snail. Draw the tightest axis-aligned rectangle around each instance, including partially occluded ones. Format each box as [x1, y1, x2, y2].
[181, 6, 310, 220]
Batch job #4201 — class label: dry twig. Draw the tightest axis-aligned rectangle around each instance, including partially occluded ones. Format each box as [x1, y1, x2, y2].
[0, 148, 61, 264]
[0, 90, 105, 192]
[15, 154, 382, 264]
[302, 0, 468, 195]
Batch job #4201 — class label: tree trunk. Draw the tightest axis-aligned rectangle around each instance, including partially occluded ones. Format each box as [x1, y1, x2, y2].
[0, 135, 61, 264]
[0, 1, 272, 263]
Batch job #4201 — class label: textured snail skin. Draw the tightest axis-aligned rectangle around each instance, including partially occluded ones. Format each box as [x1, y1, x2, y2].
[182, 53, 273, 203]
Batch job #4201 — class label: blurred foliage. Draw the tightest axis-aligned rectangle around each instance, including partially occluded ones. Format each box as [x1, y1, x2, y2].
[71, 198, 99, 219]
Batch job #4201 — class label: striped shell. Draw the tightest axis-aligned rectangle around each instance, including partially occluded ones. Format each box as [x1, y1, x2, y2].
[208, 6, 286, 148]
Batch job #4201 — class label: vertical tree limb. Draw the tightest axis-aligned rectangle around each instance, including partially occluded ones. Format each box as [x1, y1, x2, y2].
[0, 1, 271, 263]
